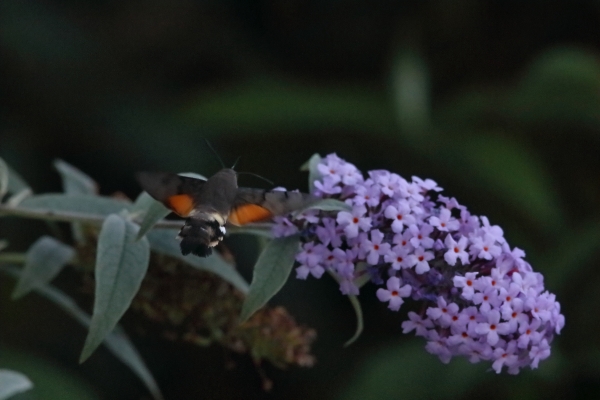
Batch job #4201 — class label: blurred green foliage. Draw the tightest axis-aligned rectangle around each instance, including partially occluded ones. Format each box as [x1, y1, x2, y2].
[1, 0, 600, 399]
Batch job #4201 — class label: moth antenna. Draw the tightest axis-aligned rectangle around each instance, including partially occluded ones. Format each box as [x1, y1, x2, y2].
[231, 156, 241, 170]
[237, 171, 275, 186]
[204, 138, 226, 169]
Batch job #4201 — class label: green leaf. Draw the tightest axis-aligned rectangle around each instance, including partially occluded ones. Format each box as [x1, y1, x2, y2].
[54, 160, 98, 243]
[0, 265, 163, 400]
[449, 135, 563, 231]
[6, 188, 33, 207]
[146, 229, 249, 294]
[391, 50, 431, 134]
[80, 214, 150, 362]
[541, 218, 600, 294]
[344, 295, 364, 347]
[0, 370, 33, 400]
[0, 240, 7, 252]
[293, 198, 351, 216]
[6, 164, 31, 195]
[300, 153, 322, 194]
[338, 342, 485, 400]
[53, 159, 97, 195]
[19, 194, 131, 215]
[510, 47, 600, 128]
[0, 157, 8, 199]
[181, 79, 397, 136]
[239, 234, 300, 322]
[132, 193, 171, 241]
[12, 236, 75, 299]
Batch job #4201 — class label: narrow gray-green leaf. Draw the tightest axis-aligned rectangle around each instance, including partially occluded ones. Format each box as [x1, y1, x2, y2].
[0, 265, 163, 400]
[344, 295, 364, 347]
[239, 234, 300, 322]
[293, 198, 351, 217]
[6, 164, 31, 195]
[131, 191, 157, 214]
[53, 159, 98, 195]
[0, 240, 7, 252]
[12, 236, 75, 299]
[80, 214, 150, 362]
[133, 193, 171, 241]
[300, 153, 322, 194]
[6, 188, 33, 207]
[0, 157, 8, 199]
[0, 370, 33, 400]
[19, 194, 131, 215]
[146, 229, 249, 293]
[54, 159, 98, 243]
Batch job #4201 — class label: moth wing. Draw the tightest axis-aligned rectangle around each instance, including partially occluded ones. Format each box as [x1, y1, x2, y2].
[228, 188, 316, 225]
[136, 172, 207, 217]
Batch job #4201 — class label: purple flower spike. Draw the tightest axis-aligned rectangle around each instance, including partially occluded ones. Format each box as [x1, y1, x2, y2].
[272, 153, 565, 374]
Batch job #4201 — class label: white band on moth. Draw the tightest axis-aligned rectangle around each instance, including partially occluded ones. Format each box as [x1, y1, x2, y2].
[219, 226, 226, 235]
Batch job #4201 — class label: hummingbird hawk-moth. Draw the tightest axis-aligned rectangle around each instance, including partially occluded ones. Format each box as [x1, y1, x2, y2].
[136, 169, 315, 257]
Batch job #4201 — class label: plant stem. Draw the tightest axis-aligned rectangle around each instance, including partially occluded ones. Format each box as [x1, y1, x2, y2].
[0, 204, 183, 229]
[0, 252, 27, 264]
[0, 204, 274, 233]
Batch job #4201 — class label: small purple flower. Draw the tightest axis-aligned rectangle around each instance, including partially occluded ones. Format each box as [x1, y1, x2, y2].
[480, 216, 505, 244]
[426, 297, 459, 328]
[331, 248, 356, 279]
[384, 201, 416, 233]
[336, 205, 372, 238]
[401, 312, 434, 336]
[316, 217, 343, 248]
[295, 263, 325, 280]
[412, 176, 442, 192]
[475, 309, 510, 346]
[517, 319, 542, 349]
[407, 223, 434, 249]
[360, 229, 391, 265]
[272, 216, 299, 237]
[500, 299, 528, 333]
[352, 184, 381, 207]
[384, 246, 412, 270]
[529, 339, 551, 369]
[472, 287, 501, 313]
[429, 208, 460, 232]
[407, 247, 434, 274]
[376, 277, 412, 311]
[443, 235, 469, 266]
[469, 233, 501, 260]
[425, 330, 452, 364]
[314, 177, 342, 195]
[453, 272, 478, 300]
[492, 340, 519, 373]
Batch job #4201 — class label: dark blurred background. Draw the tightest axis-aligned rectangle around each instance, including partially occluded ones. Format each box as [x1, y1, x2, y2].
[1, 0, 600, 399]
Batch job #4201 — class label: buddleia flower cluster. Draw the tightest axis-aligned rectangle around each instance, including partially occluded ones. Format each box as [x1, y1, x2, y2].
[273, 153, 565, 373]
